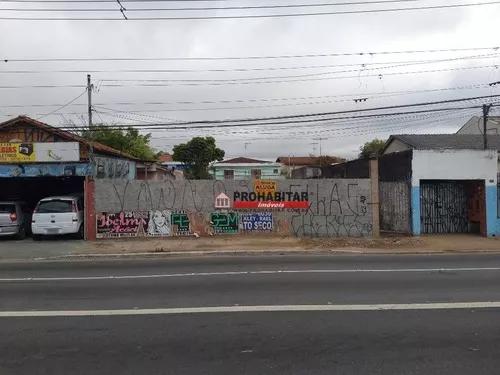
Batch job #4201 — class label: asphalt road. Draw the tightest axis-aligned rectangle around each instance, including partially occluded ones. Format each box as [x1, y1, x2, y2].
[2, 254, 500, 374]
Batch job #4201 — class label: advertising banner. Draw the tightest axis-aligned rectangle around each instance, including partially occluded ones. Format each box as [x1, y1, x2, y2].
[253, 179, 277, 195]
[233, 191, 309, 210]
[241, 212, 273, 231]
[0, 142, 80, 163]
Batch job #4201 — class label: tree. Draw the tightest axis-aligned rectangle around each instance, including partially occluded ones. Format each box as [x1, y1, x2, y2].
[359, 138, 386, 159]
[81, 126, 157, 161]
[172, 137, 225, 179]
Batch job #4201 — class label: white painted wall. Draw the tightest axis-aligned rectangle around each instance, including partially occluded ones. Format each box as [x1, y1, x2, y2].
[411, 149, 498, 187]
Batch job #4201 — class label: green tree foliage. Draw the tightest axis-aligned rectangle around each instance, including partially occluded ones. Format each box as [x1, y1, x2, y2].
[81, 126, 157, 161]
[359, 138, 386, 159]
[172, 137, 225, 179]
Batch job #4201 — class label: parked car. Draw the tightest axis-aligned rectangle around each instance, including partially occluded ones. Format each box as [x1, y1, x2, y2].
[32, 195, 84, 240]
[0, 201, 31, 240]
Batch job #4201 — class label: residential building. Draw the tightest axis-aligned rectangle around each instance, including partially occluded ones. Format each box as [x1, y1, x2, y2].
[276, 156, 345, 178]
[380, 134, 500, 238]
[457, 116, 500, 135]
[0, 115, 140, 240]
[211, 157, 283, 180]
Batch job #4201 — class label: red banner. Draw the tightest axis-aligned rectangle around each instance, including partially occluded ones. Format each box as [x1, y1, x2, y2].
[233, 200, 309, 209]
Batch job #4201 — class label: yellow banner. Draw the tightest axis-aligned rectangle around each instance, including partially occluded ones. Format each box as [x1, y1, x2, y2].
[0, 143, 35, 162]
[254, 179, 277, 195]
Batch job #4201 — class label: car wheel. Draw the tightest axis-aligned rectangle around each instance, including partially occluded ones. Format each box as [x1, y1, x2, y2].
[15, 227, 26, 240]
[32, 234, 42, 241]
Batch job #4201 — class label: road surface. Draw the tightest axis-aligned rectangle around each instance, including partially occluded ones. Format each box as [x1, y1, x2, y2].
[2, 253, 500, 374]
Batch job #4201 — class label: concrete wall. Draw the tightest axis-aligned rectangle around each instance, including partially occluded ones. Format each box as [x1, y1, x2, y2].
[94, 179, 373, 238]
[410, 149, 498, 236]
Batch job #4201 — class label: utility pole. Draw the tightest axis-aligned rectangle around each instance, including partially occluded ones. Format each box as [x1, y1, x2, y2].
[313, 137, 327, 157]
[313, 137, 327, 167]
[310, 142, 319, 155]
[87, 74, 93, 128]
[483, 104, 492, 150]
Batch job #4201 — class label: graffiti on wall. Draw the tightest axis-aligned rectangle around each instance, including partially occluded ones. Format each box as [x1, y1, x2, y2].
[290, 182, 372, 237]
[95, 179, 373, 238]
[171, 211, 192, 236]
[147, 210, 171, 236]
[93, 156, 135, 180]
[210, 212, 239, 234]
[241, 212, 273, 231]
[97, 211, 149, 238]
[97, 210, 173, 238]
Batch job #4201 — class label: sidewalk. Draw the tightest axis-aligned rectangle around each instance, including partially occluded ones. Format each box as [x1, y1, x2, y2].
[2, 234, 500, 262]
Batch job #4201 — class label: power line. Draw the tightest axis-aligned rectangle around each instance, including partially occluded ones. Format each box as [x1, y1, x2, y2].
[3, 47, 498, 62]
[0, 0, 426, 11]
[0, 0, 422, 3]
[0, 84, 85, 89]
[99, 64, 500, 84]
[95, 64, 500, 86]
[2, 1, 500, 20]
[2, 53, 499, 75]
[2, 53, 498, 74]
[63, 105, 490, 132]
[49, 95, 500, 131]
[36, 89, 87, 120]
[4, 62, 498, 89]
[0, 83, 490, 110]
[96, 105, 481, 134]
[5, 64, 490, 90]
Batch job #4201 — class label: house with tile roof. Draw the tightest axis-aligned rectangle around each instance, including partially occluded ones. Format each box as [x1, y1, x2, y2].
[211, 157, 283, 180]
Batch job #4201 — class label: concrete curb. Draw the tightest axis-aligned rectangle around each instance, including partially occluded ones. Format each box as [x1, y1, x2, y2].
[2, 247, 500, 263]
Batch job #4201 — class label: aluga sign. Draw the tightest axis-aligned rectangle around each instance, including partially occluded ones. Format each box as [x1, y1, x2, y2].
[233, 191, 309, 209]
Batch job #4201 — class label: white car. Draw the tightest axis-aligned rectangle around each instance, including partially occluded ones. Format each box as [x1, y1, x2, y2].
[32, 195, 84, 240]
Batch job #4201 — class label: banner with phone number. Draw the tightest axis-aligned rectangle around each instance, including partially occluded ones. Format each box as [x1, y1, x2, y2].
[241, 212, 273, 231]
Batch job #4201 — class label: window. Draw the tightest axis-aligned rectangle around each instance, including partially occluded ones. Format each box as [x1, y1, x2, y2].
[273, 169, 279, 174]
[0, 204, 15, 214]
[224, 170, 234, 180]
[36, 200, 73, 213]
[251, 169, 262, 179]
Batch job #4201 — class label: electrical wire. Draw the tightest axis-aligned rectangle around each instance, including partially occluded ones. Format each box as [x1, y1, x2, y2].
[2, 1, 500, 20]
[0, 0, 423, 3]
[0, 83, 493, 109]
[4, 47, 498, 62]
[56, 102, 500, 132]
[18, 94, 500, 131]
[0, 0, 426, 11]
[36, 88, 87, 119]
[99, 64, 500, 84]
[2, 53, 498, 74]
[4, 63, 498, 89]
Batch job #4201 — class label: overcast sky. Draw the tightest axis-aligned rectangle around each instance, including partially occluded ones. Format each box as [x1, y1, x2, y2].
[1, 0, 500, 160]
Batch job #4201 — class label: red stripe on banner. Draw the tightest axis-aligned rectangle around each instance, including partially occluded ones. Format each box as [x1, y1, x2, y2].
[233, 201, 309, 209]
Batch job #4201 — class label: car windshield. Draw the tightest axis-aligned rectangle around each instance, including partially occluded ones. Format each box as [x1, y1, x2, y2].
[36, 200, 73, 213]
[0, 204, 15, 214]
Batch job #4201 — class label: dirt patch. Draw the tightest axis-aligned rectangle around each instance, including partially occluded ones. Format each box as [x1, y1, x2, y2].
[300, 236, 424, 250]
[83, 234, 500, 255]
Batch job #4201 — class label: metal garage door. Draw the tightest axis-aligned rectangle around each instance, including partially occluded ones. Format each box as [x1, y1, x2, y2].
[420, 181, 469, 234]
